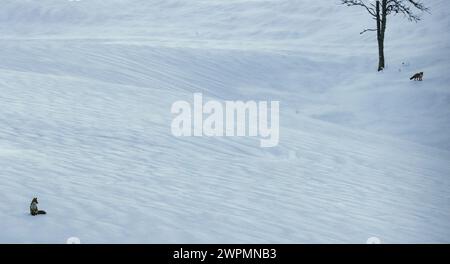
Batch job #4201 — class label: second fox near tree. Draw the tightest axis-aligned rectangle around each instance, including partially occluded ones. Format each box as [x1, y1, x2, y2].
[342, 0, 429, 71]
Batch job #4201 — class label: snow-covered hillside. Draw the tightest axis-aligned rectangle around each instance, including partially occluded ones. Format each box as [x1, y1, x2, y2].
[0, 0, 449, 243]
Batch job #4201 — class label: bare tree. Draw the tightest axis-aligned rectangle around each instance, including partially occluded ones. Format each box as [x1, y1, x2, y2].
[341, 0, 429, 71]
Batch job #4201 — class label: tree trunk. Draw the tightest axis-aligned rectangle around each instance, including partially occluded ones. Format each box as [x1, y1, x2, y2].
[377, 0, 387, 71]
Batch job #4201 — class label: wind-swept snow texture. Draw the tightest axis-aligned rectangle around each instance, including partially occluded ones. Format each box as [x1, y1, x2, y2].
[0, 0, 449, 243]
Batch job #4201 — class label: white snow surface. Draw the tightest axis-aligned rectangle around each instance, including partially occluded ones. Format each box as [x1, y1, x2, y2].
[0, 0, 449, 243]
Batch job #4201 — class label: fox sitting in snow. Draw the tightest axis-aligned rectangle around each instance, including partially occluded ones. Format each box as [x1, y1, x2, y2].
[410, 72, 424, 81]
[30, 197, 46, 216]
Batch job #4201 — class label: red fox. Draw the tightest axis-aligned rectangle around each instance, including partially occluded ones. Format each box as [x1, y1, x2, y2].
[410, 72, 424, 81]
[30, 197, 46, 216]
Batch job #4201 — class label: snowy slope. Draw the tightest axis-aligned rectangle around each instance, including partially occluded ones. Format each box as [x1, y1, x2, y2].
[0, 0, 449, 243]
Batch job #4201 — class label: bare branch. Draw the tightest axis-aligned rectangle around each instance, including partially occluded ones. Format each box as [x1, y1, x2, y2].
[341, 0, 377, 17]
[360, 28, 377, 34]
[386, 0, 429, 22]
[342, 0, 429, 22]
